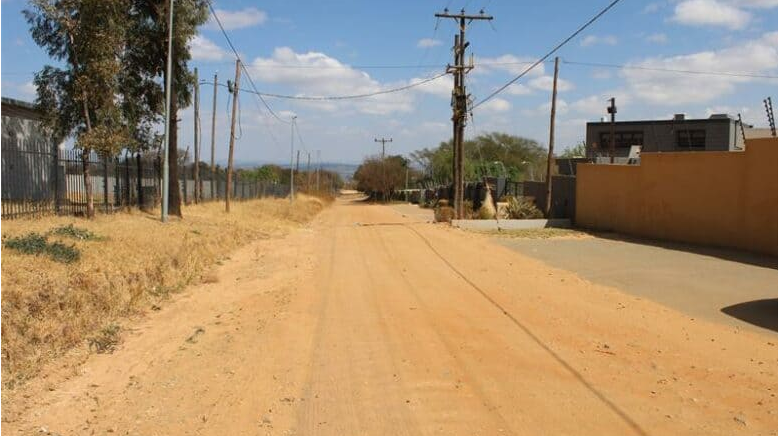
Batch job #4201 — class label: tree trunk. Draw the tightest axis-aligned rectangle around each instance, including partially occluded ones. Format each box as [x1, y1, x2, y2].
[168, 88, 182, 217]
[82, 149, 95, 218]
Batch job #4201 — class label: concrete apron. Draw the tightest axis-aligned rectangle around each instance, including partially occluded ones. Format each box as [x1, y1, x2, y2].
[451, 218, 572, 231]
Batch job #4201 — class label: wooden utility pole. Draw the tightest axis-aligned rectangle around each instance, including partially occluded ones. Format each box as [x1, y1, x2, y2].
[545, 57, 559, 218]
[225, 59, 241, 213]
[193, 67, 200, 203]
[436, 8, 493, 219]
[375, 138, 392, 201]
[210, 73, 217, 200]
[608, 97, 617, 164]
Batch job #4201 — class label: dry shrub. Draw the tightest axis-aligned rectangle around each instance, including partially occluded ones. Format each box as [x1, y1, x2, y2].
[1, 196, 325, 386]
[435, 206, 456, 223]
[505, 196, 544, 219]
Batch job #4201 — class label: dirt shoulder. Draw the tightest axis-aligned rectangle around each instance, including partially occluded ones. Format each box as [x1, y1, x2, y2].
[1, 197, 327, 400]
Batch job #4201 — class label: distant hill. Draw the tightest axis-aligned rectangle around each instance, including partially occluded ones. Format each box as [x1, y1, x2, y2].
[233, 160, 358, 181]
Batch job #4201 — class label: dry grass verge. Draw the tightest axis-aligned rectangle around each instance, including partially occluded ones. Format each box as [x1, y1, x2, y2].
[474, 228, 591, 239]
[1, 196, 327, 386]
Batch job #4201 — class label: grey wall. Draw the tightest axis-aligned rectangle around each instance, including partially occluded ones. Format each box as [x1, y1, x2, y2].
[586, 118, 736, 157]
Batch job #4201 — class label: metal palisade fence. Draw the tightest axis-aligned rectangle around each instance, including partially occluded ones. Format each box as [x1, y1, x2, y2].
[1, 137, 290, 219]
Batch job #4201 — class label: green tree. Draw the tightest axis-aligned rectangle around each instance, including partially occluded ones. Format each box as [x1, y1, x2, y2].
[26, 0, 131, 218]
[353, 155, 409, 201]
[411, 132, 547, 184]
[121, 0, 209, 217]
[560, 141, 587, 158]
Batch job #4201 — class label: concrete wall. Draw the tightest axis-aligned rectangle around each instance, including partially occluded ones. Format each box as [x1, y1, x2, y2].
[576, 138, 778, 256]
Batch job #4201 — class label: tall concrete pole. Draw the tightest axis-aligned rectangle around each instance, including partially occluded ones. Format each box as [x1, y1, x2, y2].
[290, 116, 296, 203]
[193, 67, 200, 203]
[210, 73, 217, 199]
[161, 0, 174, 222]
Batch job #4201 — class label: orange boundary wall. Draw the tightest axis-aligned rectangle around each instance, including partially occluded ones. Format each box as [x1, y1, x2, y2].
[576, 138, 778, 256]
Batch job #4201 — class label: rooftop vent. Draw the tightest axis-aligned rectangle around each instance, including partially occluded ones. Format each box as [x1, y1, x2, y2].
[673, 113, 685, 121]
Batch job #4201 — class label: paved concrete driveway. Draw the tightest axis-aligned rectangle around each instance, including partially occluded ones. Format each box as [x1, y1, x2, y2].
[495, 235, 778, 336]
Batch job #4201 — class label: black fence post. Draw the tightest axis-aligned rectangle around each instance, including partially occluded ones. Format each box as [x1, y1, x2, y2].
[53, 145, 60, 215]
[103, 155, 109, 213]
[137, 153, 143, 208]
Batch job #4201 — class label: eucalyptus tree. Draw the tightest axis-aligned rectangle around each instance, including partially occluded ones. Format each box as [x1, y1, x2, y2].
[26, 0, 130, 218]
[121, 0, 209, 217]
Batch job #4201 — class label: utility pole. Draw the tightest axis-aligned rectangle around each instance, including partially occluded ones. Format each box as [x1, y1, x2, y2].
[608, 97, 617, 164]
[161, 0, 174, 222]
[436, 8, 493, 219]
[375, 137, 392, 202]
[193, 67, 200, 204]
[210, 73, 217, 200]
[545, 57, 559, 218]
[225, 59, 241, 213]
[290, 115, 296, 203]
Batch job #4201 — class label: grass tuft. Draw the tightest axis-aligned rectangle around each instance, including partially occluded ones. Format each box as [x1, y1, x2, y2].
[88, 323, 121, 354]
[50, 224, 102, 241]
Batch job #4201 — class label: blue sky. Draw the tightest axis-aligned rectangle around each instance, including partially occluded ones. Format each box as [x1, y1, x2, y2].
[2, 0, 777, 164]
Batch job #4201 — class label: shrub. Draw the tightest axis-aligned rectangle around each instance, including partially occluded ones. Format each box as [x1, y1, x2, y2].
[3, 233, 80, 264]
[51, 224, 101, 241]
[434, 206, 456, 223]
[505, 196, 544, 219]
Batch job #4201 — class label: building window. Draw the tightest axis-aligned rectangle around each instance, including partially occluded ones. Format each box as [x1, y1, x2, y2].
[599, 131, 644, 149]
[675, 130, 705, 149]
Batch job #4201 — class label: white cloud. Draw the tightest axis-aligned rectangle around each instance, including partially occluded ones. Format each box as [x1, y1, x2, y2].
[732, 0, 778, 7]
[505, 84, 533, 96]
[474, 54, 545, 77]
[528, 75, 574, 92]
[246, 47, 454, 115]
[622, 31, 778, 105]
[190, 35, 230, 62]
[643, 3, 662, 13]
[206, 8, 267, 30]
[417, 38, 442, 48]
[646, 33, 669, 44]
[670, 0, 752, 29]
[580, 35, 618, 47]
[479, 98, 512, 113]
[21, 81, 36, 97]
[410, 74, 453, 98]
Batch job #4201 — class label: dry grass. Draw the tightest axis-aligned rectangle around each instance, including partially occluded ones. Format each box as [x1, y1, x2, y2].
[475, 228, 591, 239]
[1, 196, 327, 386]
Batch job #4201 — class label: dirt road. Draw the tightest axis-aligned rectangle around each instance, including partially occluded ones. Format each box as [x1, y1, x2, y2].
[8, 200, 777, 435]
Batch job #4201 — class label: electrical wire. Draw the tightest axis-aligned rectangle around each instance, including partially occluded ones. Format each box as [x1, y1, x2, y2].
[207, 0, 290, 124]
[199, 72, 448, 101]
[472, 0, 623, 110]
[561, 60, 778, 80]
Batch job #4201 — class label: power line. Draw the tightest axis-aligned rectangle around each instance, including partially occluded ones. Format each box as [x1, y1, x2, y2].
[472, 0, 624, 110]
[199, 72, 448, 101]
[561, 60, 778, 80]
[206, 1, 290, 124]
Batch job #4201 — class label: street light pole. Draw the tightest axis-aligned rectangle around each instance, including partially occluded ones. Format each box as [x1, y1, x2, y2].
[161, 0, 174, 222]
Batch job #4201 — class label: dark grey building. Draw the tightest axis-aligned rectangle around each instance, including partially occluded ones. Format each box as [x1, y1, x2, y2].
[585, 114, 746, 157]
